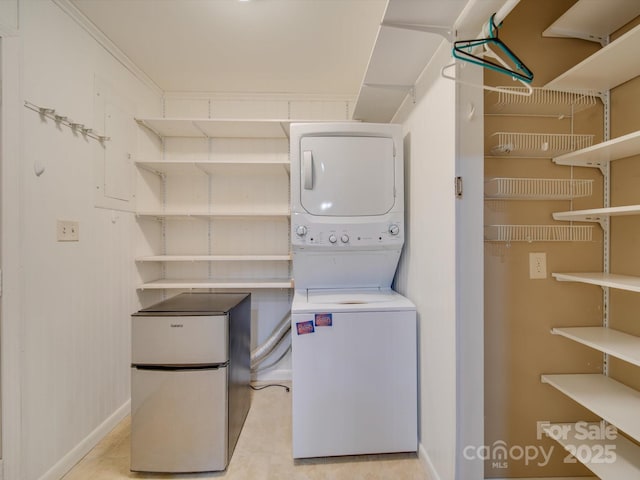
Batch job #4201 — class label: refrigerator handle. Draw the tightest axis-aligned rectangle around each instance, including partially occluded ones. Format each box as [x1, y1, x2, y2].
[132, 363, 227, 371]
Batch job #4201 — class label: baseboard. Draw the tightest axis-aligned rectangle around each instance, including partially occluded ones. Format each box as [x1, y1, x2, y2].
[418, 442, 442, 480]
[417, 444, 596, 480]
[37, 400, 131, 480]
[252, 368, 291, 382]
[0, 459, 4, 480]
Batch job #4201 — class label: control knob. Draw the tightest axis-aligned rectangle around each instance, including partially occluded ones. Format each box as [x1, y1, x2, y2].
[341, 234, 349, 243]
[389, 224, 400, 235]
[296, 225, 308, 236]
[329, 234, 337, 244]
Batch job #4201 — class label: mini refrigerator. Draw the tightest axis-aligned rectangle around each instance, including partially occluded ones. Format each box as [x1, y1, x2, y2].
[130, 292, 251, 473]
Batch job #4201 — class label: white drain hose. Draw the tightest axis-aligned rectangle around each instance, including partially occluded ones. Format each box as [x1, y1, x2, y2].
[250, 312, 291, 370]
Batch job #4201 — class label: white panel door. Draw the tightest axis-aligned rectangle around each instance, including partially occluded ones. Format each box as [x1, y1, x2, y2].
[299, 136, 395, 216]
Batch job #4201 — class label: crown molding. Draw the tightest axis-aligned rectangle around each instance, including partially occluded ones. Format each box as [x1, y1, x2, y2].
[51, 0, 163, 97]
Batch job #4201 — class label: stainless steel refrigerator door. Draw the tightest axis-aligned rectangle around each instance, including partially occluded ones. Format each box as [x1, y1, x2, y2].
[131, 314, 228, 366]
[131, 367, 228, 473]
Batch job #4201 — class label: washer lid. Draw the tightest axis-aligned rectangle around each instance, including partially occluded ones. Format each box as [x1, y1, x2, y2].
[307, 288, 396, 304]
[294, 288, 415, 312]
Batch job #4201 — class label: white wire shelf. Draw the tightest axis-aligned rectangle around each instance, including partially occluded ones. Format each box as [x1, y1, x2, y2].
[541, 374, 640, 443]
[552, 272, 640, 293]
[138, 278, 293, 290]
[486, 87, 599, 117]
[484, 225, 593, 243]
[552, 327, 640, 368]
[135, 254, 291, 262]
[542, 422, 640, 479]
[485, 178, 593, 200]
[489, 132, 594, 157]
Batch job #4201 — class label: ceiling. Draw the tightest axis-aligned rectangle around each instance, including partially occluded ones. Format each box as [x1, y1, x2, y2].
[70, 0, 387, 96]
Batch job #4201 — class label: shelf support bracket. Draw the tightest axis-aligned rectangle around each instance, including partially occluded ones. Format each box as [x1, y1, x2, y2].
[136, 118, 163, 141]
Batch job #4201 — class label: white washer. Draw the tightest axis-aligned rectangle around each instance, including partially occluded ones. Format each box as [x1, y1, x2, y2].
[289, 123, 417, 458]
[291, 288, 417, 458]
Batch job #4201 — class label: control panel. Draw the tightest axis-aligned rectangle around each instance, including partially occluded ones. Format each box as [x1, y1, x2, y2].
[291, 218, 404, 249]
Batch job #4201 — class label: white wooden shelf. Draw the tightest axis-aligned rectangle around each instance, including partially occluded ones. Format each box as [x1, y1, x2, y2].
[138, 278, 293, 290]
[484, 225, 593, 243]
[351, 0, 487, 122]
[542, 0, 640, 44]
[136, 254, 291, 262]
[553, 205, 640, 224]
[485, 178, 593, 200]
[136, 160, 290, 176]
[545, 23, 640, 92]
[541, 374, 640, 442]
[552, 327, 640, 367]
[552, 272, 640, 293]
[485, 87, 599, 117]
[553, 130, 640, 172]
[489, 132, 594, 158]
[136, 117, 302, 139]
[542, 422, 640, 479]
[136, 209, 290, 219]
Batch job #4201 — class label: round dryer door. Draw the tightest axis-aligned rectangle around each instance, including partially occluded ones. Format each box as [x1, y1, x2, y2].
[299, 135, 396, 216]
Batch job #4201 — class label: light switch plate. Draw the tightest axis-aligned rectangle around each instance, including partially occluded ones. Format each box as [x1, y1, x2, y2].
[57, 220, 79, 242]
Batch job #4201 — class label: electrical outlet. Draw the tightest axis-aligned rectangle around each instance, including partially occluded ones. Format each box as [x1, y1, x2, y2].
[529, 252, 547, 279]
[57, 220, 79, 242]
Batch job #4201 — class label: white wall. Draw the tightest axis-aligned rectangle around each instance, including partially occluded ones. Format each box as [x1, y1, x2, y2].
[0, 0, 18, 32]
[5, 1, 162, 478]
[393, 42, 484, 480]
[1, 33, 22, 480]
[394, 42, 458, 480]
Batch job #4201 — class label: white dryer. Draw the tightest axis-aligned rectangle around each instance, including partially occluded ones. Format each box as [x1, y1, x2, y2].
[289, 123, 417, 458]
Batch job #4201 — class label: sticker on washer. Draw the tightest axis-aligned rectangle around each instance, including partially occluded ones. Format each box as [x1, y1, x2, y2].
[296, 320, 315, 335]
[315, 313, 333, 327]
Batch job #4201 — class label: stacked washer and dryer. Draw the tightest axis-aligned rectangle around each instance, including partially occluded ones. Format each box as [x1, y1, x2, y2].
[290, 123, 418, 458]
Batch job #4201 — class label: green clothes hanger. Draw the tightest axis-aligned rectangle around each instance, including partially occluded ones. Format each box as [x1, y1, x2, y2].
[452, 13, 534, 84]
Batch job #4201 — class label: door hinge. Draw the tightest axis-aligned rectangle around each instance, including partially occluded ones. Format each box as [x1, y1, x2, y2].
[455, 176, 463, 198]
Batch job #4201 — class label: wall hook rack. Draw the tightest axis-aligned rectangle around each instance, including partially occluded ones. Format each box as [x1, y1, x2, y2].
[24, 100, 110, 143]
